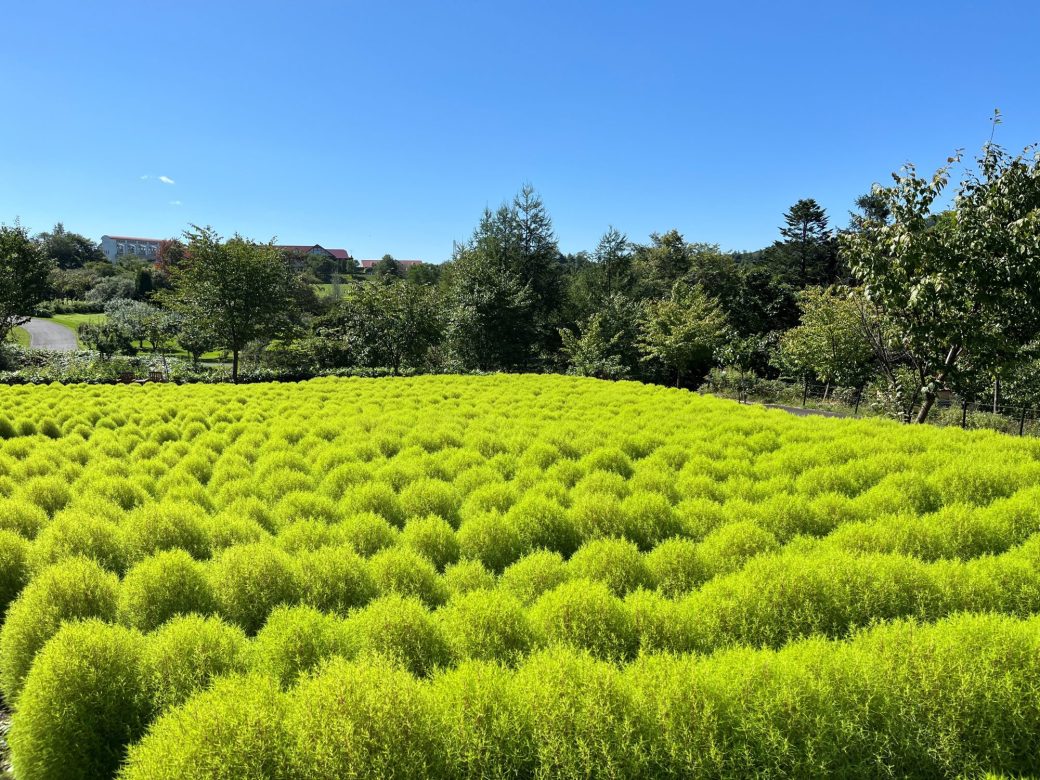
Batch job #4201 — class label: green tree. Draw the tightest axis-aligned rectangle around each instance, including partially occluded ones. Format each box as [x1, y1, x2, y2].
[176, 317, 217, 366]
[842, 133, 1040, 423]
[0, 223, 53, 342]
[632, 229, 691, 297]
[443, 233, 535, 371]
[638, 283, 728, 386]
[769, 199, 838, 286]
[319, 279, 441, 373]
[105, 299, 154, 349]
[372, 255, 404, 281]
[774, 287, 874, 392]
[559, 313, 628, 379]
[36, 223, 105, 269]
[78, 321, 133, 358]
[165, 226, 296, 381]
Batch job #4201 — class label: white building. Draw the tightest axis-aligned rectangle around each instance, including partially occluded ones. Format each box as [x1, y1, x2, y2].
[100, 235, 163, 262]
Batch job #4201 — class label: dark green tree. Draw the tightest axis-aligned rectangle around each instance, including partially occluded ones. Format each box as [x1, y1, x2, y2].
[36, 223, 105, 269]
[632, 229, 691, 297]
[318, 279, 441, 373]
[165, 226, 297, 381]
[372, 255, 405, 282]
[443, 213, 536, 371]
[0, 223, 53, 342]
[770, 198, 838, 286]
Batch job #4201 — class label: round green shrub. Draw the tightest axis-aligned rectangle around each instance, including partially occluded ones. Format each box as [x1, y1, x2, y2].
[123, 502, 212, 562]
[209, 543, 301, 635]
[273, 491, 341, 527]
[568, 493, 628, 542]
[428, 661, 536, 778]
[29, 512, 127, 574]
[0, 497, 48, 538]
[119, 674, 291, 780]
[401, 515, 460, 570]
[500, 550, 571, 606]
[572, 470, 631, 500]
[506, 495, 580, 556]
[569, 537, 654, 596]
[580, 447, 634, 478]
[275, 519, 345, 554]
[368, 546, 448, 607]
[625, 588, 697, 654]
[19, 475, 71, 516]
[437, 589, 536, 664]
[296, 544, 377, 615]
[620, 490, 681, 549]
[141, 614, 249, 712]
[399, 478, 462, 526]
[9, 620, 149, 780]
[249, 605, 354, 688]
[697, 520, 780, 578]
[347, 594, 452, 676]
[513, 647, 649, 777]
[461, 482, 518, 518]
[285, 656, 446, 779]
[340, 482, 405, 527]
[646, 537, 707, 597]
[336, 512, 400, 556]
[457, 512, 528, 574]
[0, 557, 119, 702]
[529, 579, 638, 661]
[118, 549, 217, 632]
[442, 558, 497, 597]
[203, 512, 271, 551]
[0, 529, 31, 617]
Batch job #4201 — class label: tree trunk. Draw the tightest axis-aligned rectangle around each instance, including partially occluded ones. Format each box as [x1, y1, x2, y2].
[232, 350, 239, 383]
[914, 345, 961, 424]
[993, 377, 1000, 414]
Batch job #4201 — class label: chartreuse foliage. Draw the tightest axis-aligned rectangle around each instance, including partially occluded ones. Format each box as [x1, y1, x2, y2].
[0, 375, 1037, 778]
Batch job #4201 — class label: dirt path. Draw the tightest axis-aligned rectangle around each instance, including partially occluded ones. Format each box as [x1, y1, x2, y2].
[763, 403, 850, 418]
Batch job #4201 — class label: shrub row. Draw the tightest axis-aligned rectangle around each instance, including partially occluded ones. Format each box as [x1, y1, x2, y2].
[22, 615, 1015, 780]
[6, 536, 1040, 707]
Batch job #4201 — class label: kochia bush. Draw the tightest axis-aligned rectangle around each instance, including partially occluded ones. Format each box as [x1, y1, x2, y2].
[9, 621, 149, 780]
[0, 557, 119, 702]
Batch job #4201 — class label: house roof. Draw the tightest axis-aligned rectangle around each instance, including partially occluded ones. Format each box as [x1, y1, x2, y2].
[277, 244, 353, 259]
[358, 259, 423, 268]
[102, 235, 164, 242]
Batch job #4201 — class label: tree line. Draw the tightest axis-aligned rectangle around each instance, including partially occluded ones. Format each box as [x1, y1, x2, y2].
[2, 125, 1038, 421]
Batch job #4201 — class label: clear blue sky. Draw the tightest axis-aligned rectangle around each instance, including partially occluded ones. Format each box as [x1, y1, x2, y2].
[2, 0, 1038, 262]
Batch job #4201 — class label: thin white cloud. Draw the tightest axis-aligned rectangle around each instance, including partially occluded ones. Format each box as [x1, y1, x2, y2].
[140, 175, 150, 180]
[169, 200, 182, 206]
[158, 175, 175, 185]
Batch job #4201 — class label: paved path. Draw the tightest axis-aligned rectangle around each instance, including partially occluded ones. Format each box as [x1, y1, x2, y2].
[22, 318, 77, 350]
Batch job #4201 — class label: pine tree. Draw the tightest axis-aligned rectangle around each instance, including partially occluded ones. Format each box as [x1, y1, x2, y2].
[771, 198, 837, 286]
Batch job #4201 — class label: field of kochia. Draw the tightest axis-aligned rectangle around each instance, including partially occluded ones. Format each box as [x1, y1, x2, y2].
[0, 376, 1039, 778]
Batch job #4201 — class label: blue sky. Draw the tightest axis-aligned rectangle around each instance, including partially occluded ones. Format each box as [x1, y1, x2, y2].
[2, 0, 1038, 262]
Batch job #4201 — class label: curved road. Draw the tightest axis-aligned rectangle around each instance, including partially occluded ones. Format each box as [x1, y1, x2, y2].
[21, 318, 78, 350]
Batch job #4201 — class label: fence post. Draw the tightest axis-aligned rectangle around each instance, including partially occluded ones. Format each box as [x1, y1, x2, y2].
[961, 400, 968, 429]
[854, 388, 862, 416]
[1020, 406, 1028, 436]
[801, 377, 808, 407]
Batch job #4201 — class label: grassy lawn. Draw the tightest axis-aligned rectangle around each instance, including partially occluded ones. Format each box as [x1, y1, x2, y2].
[9, 327, 30, 347]
[46, 313, 106, 348]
